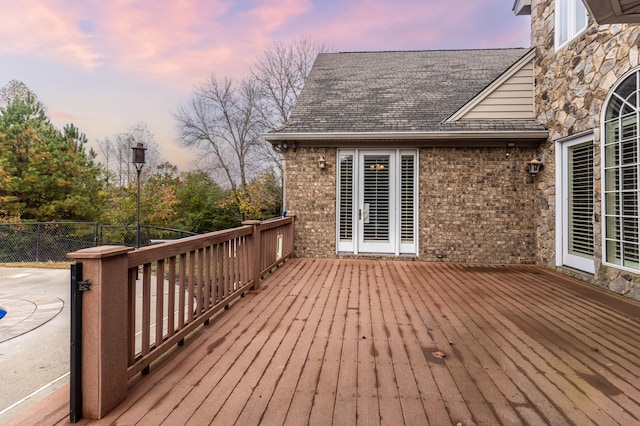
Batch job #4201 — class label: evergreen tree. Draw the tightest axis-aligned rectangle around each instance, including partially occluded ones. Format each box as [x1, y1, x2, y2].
[0, 82, 104, 221]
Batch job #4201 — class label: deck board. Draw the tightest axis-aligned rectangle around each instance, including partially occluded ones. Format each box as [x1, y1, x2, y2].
[7, 259, 640, 426]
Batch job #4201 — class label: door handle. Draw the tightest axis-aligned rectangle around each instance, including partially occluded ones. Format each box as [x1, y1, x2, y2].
[363, 204, 370, 224]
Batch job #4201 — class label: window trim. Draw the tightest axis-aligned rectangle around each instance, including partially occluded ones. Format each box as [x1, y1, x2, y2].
[555, 0, 588, 50]
[601, 67, 640, 272]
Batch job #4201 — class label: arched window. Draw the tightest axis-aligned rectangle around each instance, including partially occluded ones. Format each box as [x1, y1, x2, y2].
[603, 69, 640, 269]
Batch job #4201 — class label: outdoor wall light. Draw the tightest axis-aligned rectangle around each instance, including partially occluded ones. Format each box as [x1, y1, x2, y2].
[318, 155, 327, 169]
[274, 141, 297, 153]
[527, 154, 544, 176]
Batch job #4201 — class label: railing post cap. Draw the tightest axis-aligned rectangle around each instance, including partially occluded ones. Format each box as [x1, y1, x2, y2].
[67, 245, 133, 260]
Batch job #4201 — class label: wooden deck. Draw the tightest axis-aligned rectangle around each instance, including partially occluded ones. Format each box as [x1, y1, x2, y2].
[9, 258, 640, 425]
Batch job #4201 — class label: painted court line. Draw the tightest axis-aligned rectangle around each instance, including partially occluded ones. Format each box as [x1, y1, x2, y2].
[0, 371, 70, 417]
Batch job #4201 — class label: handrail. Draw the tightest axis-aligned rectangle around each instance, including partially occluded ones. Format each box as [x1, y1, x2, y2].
[258, 216, 295, 276]
[67, 215, 295, 420]
[125, 227, 252, 379]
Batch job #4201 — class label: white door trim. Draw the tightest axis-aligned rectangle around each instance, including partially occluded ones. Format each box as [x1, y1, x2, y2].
[556, 133, 595, 273]
[336, 148, 418, 255]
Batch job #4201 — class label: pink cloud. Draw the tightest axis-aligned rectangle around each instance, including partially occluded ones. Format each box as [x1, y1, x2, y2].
[0, 0, 100, 68]
[48, 108, 84, 122]
[287, 0, 453, 49]
[72, 0, 313, 89]
[0, 0, 530, 94]
[286, 0, 530, 51]
[247, 0, 313, 34]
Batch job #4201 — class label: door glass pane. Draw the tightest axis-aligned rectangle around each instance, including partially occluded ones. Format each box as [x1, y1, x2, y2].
[401, 155, 415, 243]
[339, 154, 354, 241]
[363, 155, 390, 241]
[568, 143, 593, 258]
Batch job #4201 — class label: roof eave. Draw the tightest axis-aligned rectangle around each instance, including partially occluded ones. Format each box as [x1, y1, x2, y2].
[582, 0, 640, 24]
[264, 130, 549, 142]
[512, 0, 532, 16]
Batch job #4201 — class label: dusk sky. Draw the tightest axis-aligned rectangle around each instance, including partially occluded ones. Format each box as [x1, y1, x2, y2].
[0, 0, 531, 170]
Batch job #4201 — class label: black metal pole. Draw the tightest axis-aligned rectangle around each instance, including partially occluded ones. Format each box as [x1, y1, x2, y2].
[136, 168, 141, 249]
[36, 223, 41, 262]
[70, 263, 83, 423]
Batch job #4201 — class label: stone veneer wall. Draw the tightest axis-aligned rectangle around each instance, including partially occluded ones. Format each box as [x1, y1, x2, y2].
[286, 145, 538, 264]
[531, 0, 640, 300]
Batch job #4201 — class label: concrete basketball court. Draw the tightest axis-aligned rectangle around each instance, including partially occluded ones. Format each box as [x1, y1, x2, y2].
[0, 266, 70, 424]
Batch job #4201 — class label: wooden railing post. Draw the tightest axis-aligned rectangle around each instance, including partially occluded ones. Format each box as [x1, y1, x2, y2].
[67, 245, 133, 419]
[242, 220, 262, 289]
[286, 214, 295, 257]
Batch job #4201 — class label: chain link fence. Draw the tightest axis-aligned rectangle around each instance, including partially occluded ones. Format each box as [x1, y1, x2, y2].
[0, 222, 199, 263]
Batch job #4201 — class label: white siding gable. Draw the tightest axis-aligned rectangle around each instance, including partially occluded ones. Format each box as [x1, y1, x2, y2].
[446, 49, 535, 122]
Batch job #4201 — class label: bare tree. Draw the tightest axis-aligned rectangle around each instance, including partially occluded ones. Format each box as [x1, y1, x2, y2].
[175, 75, 264, 193]
[0, 80, 37, 109]
[95, 122, 161, 187]
[251, 36, 330, 210]
[174, 38, 328, 218]
[252, 36, 330, 129]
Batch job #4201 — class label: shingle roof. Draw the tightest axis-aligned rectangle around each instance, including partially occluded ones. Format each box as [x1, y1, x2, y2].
[269, 48, 546, 136]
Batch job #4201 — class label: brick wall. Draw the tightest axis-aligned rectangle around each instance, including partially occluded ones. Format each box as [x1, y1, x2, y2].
[284, 147, 337, 258]
[419, 146, 538, 264]
[286, 145, 538, 264]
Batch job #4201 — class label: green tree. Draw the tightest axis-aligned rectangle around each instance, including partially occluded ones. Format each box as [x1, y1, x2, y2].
[99, 185, 135, 226]
[143, 162, 180, 227]
[99, 162, 179, 229]
[0, 83, 104, 221]
[241, 169, 283, 220]
[173, 170, 237, 232]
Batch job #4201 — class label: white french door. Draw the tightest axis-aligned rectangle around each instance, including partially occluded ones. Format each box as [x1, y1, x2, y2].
[337, 149, 417, 255]
[359, 152, 394, 252]
[559, 135, 595, 273]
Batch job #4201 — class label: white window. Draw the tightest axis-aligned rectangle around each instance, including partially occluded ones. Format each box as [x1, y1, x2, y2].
[603, 69, 640, 270]
[556, 0, 587, 49]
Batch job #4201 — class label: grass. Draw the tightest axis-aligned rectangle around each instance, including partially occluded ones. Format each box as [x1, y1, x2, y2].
[0, 262, 71, 269]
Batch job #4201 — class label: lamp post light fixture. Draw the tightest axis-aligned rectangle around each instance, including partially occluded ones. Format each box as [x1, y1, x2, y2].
[527, 154, 544, 177]
[131, 142, 146, 248]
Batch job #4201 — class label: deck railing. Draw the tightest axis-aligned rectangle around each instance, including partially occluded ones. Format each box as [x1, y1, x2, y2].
[67, 216, 294, 420]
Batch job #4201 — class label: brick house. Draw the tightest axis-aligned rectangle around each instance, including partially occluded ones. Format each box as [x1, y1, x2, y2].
[266, 0, 640, 302]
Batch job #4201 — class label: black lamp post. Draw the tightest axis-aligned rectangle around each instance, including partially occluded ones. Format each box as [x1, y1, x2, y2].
[131, 143, 146, 248]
